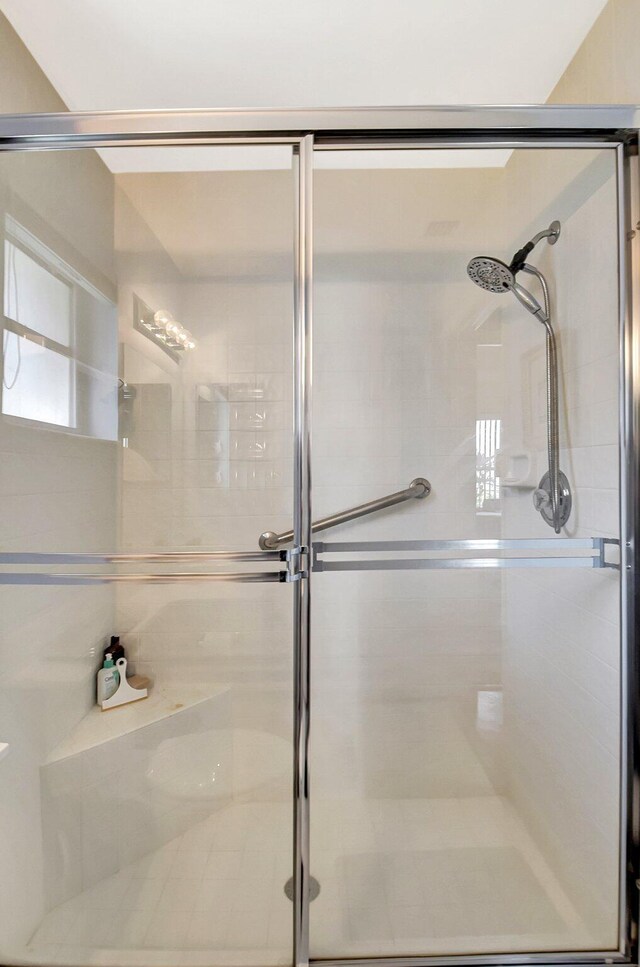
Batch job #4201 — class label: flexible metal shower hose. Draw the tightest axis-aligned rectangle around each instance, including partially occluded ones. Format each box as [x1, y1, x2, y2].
[544, 321, 561, 533]
[525, 264, 561, 533]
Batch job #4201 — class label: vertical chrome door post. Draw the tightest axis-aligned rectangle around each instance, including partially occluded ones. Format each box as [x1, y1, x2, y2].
[618, 137, 640, 963]
[293, 133, 313, 967]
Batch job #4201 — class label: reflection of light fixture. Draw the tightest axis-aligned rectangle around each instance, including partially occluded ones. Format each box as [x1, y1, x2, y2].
[133, 295, 196, 363]
[150, 310, 196, 351]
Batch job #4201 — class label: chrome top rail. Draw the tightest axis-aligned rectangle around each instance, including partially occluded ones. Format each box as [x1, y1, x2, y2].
[0, 106, 636, 144]
[312, 537, 620, 572]
[259, 477, 431, 550]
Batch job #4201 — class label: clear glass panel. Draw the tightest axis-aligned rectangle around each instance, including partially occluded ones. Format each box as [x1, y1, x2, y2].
[310, 147, 621, 958]
[0, 143, 295, 966]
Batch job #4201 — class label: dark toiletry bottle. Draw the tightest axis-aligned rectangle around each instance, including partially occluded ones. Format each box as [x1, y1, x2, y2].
[104, 636, 125, 665]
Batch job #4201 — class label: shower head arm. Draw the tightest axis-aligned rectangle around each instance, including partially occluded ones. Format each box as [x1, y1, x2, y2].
[530, 226, 559, 248]
[509, 220, 560, 274]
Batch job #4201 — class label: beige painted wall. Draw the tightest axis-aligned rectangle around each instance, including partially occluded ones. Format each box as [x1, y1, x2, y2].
[548, 0, 640, 104]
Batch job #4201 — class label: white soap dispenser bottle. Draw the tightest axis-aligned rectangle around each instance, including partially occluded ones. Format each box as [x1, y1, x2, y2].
[97, 653, 120, 705]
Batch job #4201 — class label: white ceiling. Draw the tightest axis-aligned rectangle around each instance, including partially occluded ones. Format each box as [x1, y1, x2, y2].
[0, 0, 608, 171]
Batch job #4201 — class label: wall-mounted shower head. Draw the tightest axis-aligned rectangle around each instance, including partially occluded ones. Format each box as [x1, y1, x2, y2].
[466, 256, 548, 322]
[466, 221, 561, 299]
[466, 256, 514, 293]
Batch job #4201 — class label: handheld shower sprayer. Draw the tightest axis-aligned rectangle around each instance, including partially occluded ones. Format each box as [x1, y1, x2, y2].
[510, 278, 546, 319]
[466, 221, 571, 533]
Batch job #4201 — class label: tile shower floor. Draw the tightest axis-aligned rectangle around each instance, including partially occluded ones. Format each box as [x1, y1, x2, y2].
[27, 796, 594, 966]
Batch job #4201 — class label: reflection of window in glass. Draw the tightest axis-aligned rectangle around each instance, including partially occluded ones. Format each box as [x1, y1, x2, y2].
[476, 418, 501, 512]
[3, 338, 73, 427]
[2, 217, 118, 440]
[5, 242, 72, 345]
[3, 240, 74, 427]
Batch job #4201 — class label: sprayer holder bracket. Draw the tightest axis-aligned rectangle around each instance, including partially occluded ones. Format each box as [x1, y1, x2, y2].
[533, 470, 572, 531]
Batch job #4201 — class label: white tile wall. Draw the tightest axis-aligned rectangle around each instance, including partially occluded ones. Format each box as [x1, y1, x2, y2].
[309, 173, 507, 836]
[499, 149, 620, 943]
[112, 186, 297, 898]
[112, 156, 623, 955]
[0, 376, 117, 953]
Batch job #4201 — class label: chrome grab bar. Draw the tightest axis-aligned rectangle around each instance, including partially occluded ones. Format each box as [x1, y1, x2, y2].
[258, 477, 431, 550]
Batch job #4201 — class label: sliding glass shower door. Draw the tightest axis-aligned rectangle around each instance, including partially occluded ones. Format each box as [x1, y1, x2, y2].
[0, 141, 305, 967]
[0, 110, 635, 967]
[309, 144, 623, 959]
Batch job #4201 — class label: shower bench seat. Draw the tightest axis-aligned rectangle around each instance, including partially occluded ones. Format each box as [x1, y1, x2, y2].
[40, 682, 233, 912]
[46, 681, 230, 764]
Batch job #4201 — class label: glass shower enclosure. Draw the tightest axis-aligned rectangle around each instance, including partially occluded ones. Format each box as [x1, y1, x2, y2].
[0, 107, 637, 967]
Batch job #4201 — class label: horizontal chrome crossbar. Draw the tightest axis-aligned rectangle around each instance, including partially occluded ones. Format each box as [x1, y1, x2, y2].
[313, 537, 620, 572]
[0, 570, 298, 585]
[315, 557, 604, 572]
[317, 538, 601, 552]
[0, 549, 290, 564]
[0, 549, 302, 584]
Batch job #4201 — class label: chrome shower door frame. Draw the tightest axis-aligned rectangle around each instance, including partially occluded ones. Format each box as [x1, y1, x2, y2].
[0, 106, 638, 967]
